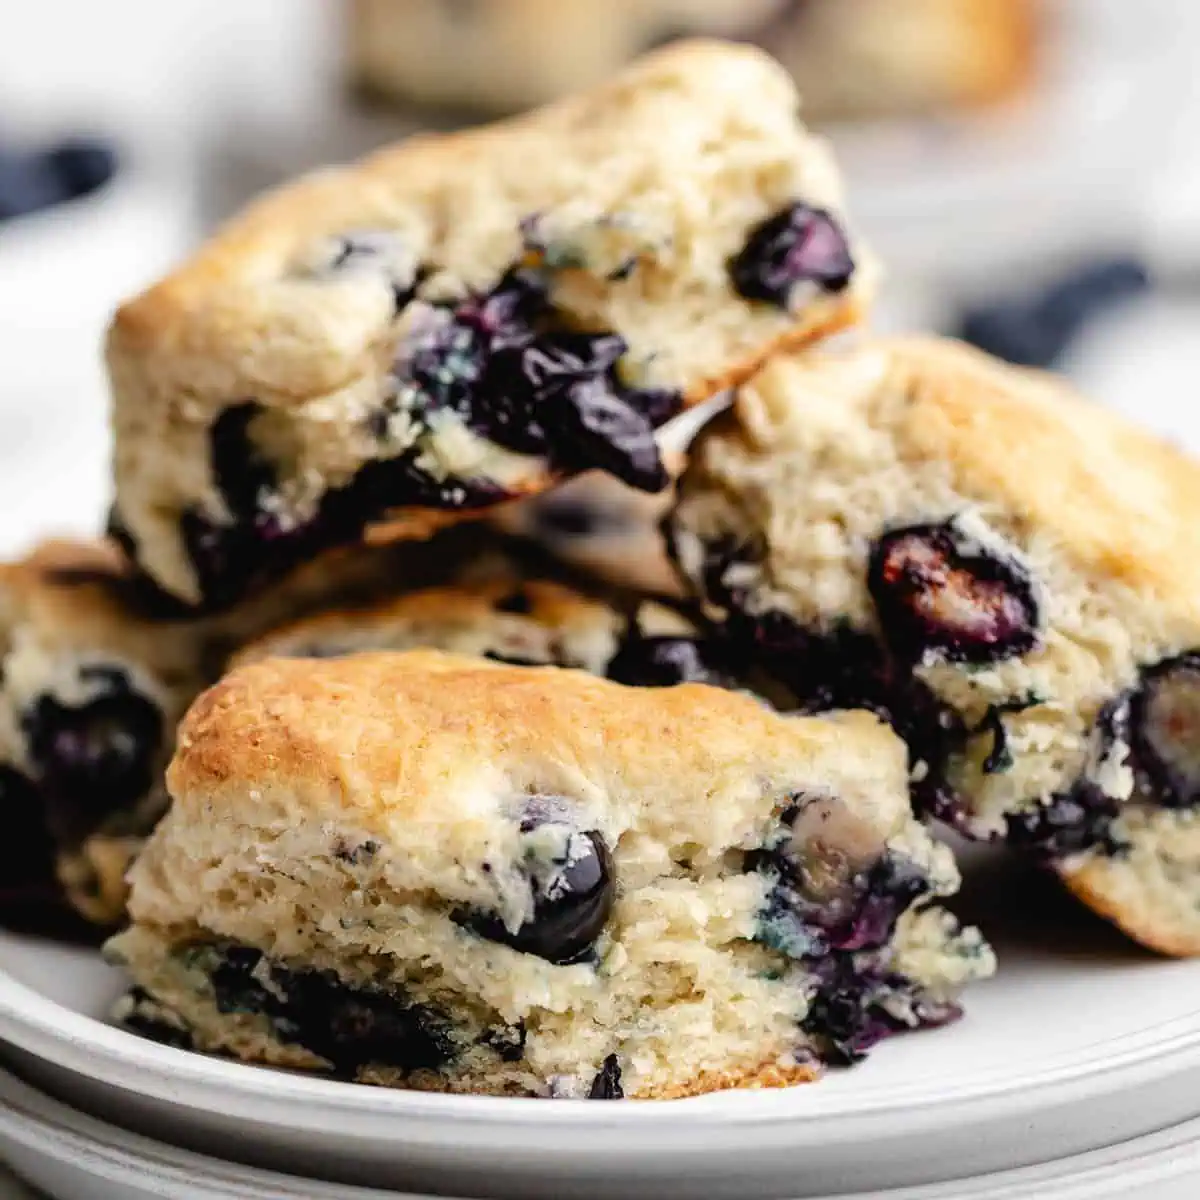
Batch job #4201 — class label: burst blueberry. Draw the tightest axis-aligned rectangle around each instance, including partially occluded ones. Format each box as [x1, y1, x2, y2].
[24, 674, 164, 845]
[1130, 653, 1200, 809]
[868, 520, 1039, 665]
[729, 202, 854, 308]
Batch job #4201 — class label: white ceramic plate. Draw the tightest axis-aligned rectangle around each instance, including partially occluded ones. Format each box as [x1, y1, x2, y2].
[6, 1055, 1200, 1200]
[0, 1065, 429, 1200]
[2, 848, 1200, 1199]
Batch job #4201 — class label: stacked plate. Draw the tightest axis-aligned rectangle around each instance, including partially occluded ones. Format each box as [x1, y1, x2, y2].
[2, 847, 1200, 1199]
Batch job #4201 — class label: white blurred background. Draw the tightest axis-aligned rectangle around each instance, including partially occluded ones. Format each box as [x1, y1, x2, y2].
[0, 0, 1197, 559]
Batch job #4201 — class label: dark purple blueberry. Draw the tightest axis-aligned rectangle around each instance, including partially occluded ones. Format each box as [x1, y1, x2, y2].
[1005, 787, 1123, 859]
[751, 797, 930, 958]
[208, 943, 453, 1075]
[464, 814, 614, 965]
[606, 632, 736, 690]
[1130, 653, 1200, 809]
[868, 522, 1039, 665]
[101, 508, 196, 619]
[397, 269, 676, 492]
[729, 203, 854, 308]
[723, 609, 966, 824]
[0, 765, 73, 932]
[958, 258, 1148, 370]
[179, 433, 509, 611]
[209, 402, 275, 517]
[209, 944, 274, 1015]
[675, 531, 763, 615]
[828, 857, 931, 952]
[549, 378, 668, 492]
[588, 1054, 624, 1099]
[802, 957, 961, 1067]
[24, 679, 163, 845]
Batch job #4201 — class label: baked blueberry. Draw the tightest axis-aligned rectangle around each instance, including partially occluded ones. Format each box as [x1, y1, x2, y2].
[605, 630, 735, 689]
[208, 942, 453, 1074]
[24, 677, 164, 845]
[0, 766, 68, 926]
[1130, 654, 1200, 809]
[588, 1054, 624, 1099]
[729, 203, 855, 308]
[711, 604, 966, 823]
[466, 809, 615, 965]
[1004, 787, 1123, 859]
[802, 956, 960, 1067]
[395, 270, 676, 492]
[754, 796, 930, 958]
[868, 521, 1039, 665]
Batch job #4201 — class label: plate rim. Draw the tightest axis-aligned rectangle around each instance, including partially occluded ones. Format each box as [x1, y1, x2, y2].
[3, 954, 1200, 1137]
[3, 1057, 1200, 1200]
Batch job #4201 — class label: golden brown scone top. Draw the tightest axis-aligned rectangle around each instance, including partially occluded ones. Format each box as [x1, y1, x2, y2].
[107, 39, 848, 400]
[170, 649, 907, 842]
[722, 336, 1200, 614]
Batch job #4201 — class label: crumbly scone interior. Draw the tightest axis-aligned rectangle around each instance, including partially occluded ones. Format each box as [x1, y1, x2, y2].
[108, 653, 988, 1098]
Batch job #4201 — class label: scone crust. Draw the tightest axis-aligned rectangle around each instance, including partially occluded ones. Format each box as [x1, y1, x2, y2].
[167, 650, 901, 833]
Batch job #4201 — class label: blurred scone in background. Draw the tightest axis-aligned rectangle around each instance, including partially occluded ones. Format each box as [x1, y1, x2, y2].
[346, 0, 1038, 119]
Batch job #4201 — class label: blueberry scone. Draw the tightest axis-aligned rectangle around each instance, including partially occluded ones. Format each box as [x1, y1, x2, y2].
[234, 571, 737, 697]
[107, 651, 991, 1097]
[347, 0, 1035, 120]
[0, 534, 480, 929]
[668, 336, 1200, 956]
[108, 40, 871, 610]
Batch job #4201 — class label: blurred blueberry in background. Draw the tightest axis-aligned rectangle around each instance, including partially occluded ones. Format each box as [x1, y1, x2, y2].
[957, 258, 1150, 369]
[0, 135, 118, 222]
